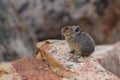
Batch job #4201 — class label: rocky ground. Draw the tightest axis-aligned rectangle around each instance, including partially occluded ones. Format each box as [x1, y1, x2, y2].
[0, 0, 120, 61]
[0, 40, 119, 80]
[0, 1, 120, 79]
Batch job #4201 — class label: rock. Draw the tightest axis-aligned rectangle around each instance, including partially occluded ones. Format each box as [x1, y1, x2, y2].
[0, 0, 36, 61]
[92, 41, 120, 78]
[0, 40, 119, 80]
[9, 0, 120, 44]
[1, 0, 120, 62]
[0, 58, 61, 80]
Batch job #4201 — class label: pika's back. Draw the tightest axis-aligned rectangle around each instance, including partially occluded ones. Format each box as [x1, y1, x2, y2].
[78, 32, 95, 47]
[75, 32, 95, 56]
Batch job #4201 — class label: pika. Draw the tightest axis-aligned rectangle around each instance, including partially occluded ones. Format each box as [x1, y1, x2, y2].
[61, 25, 95, 57]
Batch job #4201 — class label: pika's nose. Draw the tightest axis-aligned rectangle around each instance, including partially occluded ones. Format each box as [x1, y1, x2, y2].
[62, 28, 66, 33]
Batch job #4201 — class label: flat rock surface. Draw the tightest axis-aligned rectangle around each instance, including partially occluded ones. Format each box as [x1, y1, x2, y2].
[93, 42, 120, 78]
[0, 57, 61, 80]
[0, 40, 119, 80]
[36, 40, 120, 80]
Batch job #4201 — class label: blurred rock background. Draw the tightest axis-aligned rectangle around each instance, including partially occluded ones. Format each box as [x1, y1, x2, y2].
[0, 0, 120, 61]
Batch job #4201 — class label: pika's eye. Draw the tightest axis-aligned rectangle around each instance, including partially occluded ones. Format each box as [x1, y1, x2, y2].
[65, 27, 68, 30]
[75, 27, 80, 32]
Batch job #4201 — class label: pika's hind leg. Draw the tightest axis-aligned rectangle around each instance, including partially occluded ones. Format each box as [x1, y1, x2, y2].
[68, 50, 77, 61]
[70, 52, 82, 63]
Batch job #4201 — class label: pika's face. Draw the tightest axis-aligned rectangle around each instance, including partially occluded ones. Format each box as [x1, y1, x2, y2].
[61, 26, 82, 37]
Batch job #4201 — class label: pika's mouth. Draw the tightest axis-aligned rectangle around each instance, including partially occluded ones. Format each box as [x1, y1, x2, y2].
[62, 29, 66, 33]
